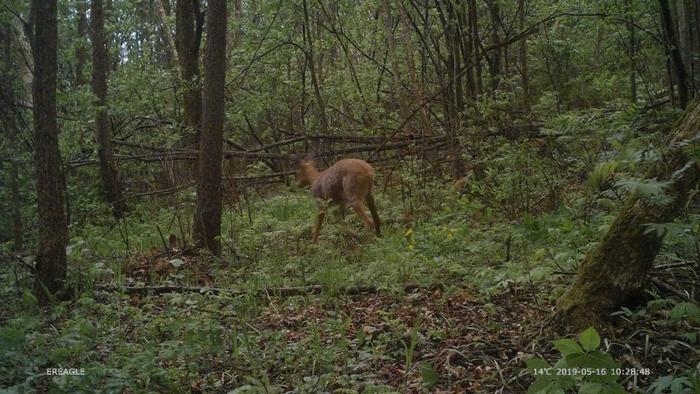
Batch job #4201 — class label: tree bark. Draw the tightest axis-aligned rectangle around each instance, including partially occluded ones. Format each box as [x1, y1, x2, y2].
[468, 0, 482, 96]
[0, 24, 23, 251]
[557, 102, 700, 329]
[518, 0, 530, 111]
[30, 0, 68, 304]
[436, 0, 465, 178]
[398, 3, 431, 135]
[659, 0, 690, 108]
[192, 0, 226, 255]
[383, 0, 410, 124]
[75, 0, 88, 86]
[625, 0, 637, 103]
[457, 3, 475, 99]
[91, 0, 127, 218]
[487, 0, 502, 91]
[156, 0, 180, 68]
[302, 0, 329, 136]
[175, 0, 203, 142]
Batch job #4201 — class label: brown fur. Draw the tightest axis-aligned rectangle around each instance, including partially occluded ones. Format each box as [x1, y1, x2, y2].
[296, 158, 381, 242]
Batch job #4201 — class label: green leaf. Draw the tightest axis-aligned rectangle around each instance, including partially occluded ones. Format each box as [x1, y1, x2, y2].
[600, 383, 627, 394]
[579, 327, 601, 352]
[169, 258, 186, 268]
[526, 358, 551, 372]
[552, 338, 583, 356]
[527, 378, 556, 394]
[670, 302, 700, 323]
[615, 178, 671, 202]
[579, 383, 603, 394]
[420, 362, 439, 388]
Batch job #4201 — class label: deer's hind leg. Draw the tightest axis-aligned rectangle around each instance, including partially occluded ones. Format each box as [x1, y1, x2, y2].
[350, 202, 375, 235]
[337, 204, 359, 239]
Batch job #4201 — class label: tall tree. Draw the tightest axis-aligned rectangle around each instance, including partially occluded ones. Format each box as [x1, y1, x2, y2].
[156, 0, 180, 68]
[75, 0, 88, 86]
[659, 0, 690, 108]
[675, 0, 699, 90]
[175, 0, 203, 140]
[486, 0, 503, 90]
[302, 0, 329, 135]
[436, 0, 466, 178]
[30, 0, 68, 303]
[91, 0, 127, 218]
[192, 0, 226, 255]
[624, 0, 637, 102]
[468, 0, 483, 96]
[518, 0, 530, 111]
[558, 102, 700, 328]
[0, 24, 23, 251]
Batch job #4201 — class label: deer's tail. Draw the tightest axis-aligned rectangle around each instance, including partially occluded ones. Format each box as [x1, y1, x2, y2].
[366, 193, 381, 236]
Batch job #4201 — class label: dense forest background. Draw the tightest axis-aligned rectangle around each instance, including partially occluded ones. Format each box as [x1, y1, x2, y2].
[1, 0, 699, 392]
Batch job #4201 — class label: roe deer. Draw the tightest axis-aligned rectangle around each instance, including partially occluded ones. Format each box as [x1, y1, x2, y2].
[296, 158, 381, 242]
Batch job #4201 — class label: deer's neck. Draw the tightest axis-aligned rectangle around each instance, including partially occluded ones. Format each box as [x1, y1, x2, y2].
[305, 167, 321, 185]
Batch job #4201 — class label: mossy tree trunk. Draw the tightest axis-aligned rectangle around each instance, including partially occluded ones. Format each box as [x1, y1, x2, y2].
[557, 102, 700, 329]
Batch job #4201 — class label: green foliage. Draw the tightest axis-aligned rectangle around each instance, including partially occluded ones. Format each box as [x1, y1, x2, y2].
[648, 374, 700, 394]
[669, 302, 700, 324]
[526, 328, 625, 394]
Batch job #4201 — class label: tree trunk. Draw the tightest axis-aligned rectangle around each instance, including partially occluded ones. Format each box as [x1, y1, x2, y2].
[192, 0, 226, 255]
[518, 0, 530, 111]
[75, 0, 88, 86]
[0, 24, 23, 251]
[175, 0, 203, 142]
[383, 0, 406, 120]
[487, 0, 502, 91]
[689, 0, 700, 88]
[156, 0, 180, 68]
[302, 0, 329, 136]
[398, 3, 431, 135]
[468, 0, 482, 96]
[436, 0, 465, 179]
[457, 3, 475, 99]
[91, 0, 127, 218]
[659, 0, 690, 108]
[625, 0, 637, 102]
[557, 102, 700, 329]
[105, 0, 119, 73]
[30, 0, 68, 304]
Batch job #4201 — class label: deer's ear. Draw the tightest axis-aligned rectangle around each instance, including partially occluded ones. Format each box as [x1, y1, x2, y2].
[304, 152, 316, 161]
[299, 158, 315, 168]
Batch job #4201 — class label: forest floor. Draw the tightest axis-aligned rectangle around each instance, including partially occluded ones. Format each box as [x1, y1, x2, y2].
[2, 183, 697, 392]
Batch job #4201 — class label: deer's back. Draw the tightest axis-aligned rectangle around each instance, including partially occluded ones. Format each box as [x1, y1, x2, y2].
[311, 159, 374, 203]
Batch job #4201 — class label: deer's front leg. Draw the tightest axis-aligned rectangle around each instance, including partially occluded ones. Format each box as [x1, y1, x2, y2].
[312, 202, 327, 243]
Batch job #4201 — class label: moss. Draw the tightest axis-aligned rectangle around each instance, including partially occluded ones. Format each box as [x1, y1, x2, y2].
[557, 103, 700, 330]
